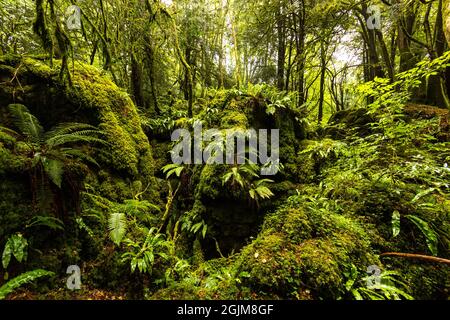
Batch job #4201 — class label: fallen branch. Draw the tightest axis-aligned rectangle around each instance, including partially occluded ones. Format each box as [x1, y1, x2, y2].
[380, 252, 450, 265]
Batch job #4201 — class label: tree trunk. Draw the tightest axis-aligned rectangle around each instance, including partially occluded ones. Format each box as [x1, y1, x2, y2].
[131, 52, 145, 109]
[277, 3, 286, 91]
[145, 42, 160, 115]
[318, 41, 326, 124]
[443, 0, 450, 46]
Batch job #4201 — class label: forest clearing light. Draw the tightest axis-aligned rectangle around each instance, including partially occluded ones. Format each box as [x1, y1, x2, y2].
[170, 121, 280, 175]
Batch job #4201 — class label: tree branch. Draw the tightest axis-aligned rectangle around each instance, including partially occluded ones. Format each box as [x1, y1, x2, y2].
[380, 252, 450, 265]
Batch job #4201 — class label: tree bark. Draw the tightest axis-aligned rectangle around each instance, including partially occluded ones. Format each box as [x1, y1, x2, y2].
[443, 0, 450, 46]
[131, 52, 145, 109]
[318, 41, 326, 124]
[276, 3, 286, 91]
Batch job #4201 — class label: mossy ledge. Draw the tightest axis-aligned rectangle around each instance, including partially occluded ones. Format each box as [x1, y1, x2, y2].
[0, 55, 157, 201]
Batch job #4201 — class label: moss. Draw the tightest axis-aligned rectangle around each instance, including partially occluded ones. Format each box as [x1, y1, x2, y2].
[22, 57, 57, 78]
[98, 111, 140, 175]
[192, 239, 205, 266]
[0, 56, 158, 202]
[195, 165, 225, 200]
[0, 131, 16, 146]
[0, 146, 28, 173]
[0, 176, 31, 239]
[84, 170, 131, 202]
[220, 111, 249, 129]
[64, 62, 155, 180]
[232, 195, 378, 299]
[403, 264, 450, 299]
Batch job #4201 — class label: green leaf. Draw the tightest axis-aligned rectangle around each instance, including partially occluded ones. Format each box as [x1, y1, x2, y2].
[0, 269, 54, 300]
[392, 210, 401, 238]
[406, 215, 438, 256]
[412, 188, 436, 203]
[11, 235, 28, 263]
[352, 289, 363, 301]
[109, 212, 127, 246]
[2, 242, 11, 270]
[255, 186, 274, 199]
[26, 216, 65, 231]
[202, 224, 208, 239]
[42, 158, 64, 188]
[162, 164, 185, 179]
[3, 235, 28, 269]
[7, 104, 43, 143]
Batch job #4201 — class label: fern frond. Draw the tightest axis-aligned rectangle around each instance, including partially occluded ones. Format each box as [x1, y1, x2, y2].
[26, 216, 65, 231]
[46, 133, 107, 148]
[43, 123, 99, 139]
[121, 200, 161, 214]
[60, 148, 99, 167]
[0, 126, 20, 138]
[0, 269, 54, 300]
[254, 186, 274, 199]
[41, 158, 64, 188]
[7, 104, 43, 143]
[109, 212, 127, 246]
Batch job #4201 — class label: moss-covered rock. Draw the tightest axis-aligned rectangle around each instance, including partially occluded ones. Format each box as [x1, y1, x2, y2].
[0, 55, 158, 202]
[232, 196, 377, 299]
[150, 194, 379, 300]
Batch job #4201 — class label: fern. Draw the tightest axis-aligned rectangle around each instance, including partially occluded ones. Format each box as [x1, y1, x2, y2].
[2, 104, 106, 190]
[109, 212, 127, 246]
[26, 216, 65, 231]
[0, 269, 54, 300]
[7, 104, 43, 143]
[406, 215, 439, 256]
[43, 122, 100, 138]
[41, 157, 64, 188]
[60, 148, 100, 167]
[162, 164, 185, 179]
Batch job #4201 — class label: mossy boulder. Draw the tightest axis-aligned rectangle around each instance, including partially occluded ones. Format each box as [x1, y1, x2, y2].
[149, 194, 379, 300]
[325, 108, 376, 139]
[0, 55, 157, 201]
[232, 195, 378, 299]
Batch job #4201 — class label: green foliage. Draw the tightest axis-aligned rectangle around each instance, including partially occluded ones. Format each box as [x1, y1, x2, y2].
[109, 212, 127, 246]
[26, 215, 65, 232]
[248, 179, 275, 203]
[7, 104, 43, 143]
[391, 211, 401, 238]
[162, 164, 186, 179]
[0, 269, 54, 300]
[180, 202, 209, 239]
[3, 3, 450, 300]
[347, 269, 414, 301]
[2, 234, 28, 270]
[221, 164, 275, 207]
[121, 227, 170, 274]
[300, 139, 348, 162]
[107, 199, 161, 246]
[2, 104, 105, 189]
[405, 215, 439, 256]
